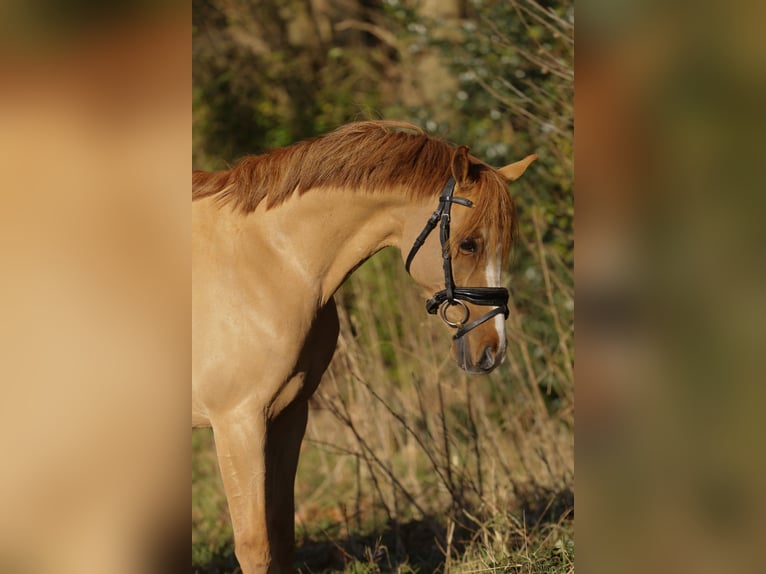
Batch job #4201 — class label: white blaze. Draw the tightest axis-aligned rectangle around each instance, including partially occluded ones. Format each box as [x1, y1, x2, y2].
[485, 246, 507, 352]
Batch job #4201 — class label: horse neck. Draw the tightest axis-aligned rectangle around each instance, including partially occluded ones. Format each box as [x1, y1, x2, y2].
[243, 187, 432, 305]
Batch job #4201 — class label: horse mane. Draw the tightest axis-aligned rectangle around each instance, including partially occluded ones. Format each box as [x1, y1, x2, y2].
[192, 120, 515, 256]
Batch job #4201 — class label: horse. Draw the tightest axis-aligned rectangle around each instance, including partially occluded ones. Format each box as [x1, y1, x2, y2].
[192, 120, 536, 573]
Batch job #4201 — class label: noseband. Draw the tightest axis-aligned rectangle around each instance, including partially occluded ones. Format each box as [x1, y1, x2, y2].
[405, 178, 510, 339]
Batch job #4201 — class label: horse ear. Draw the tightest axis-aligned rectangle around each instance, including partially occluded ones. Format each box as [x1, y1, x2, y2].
[498, 154, 538, 181]
[451, 145, 471, 184]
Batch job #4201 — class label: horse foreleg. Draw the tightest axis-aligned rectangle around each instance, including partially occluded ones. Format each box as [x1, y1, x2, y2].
[264, 400, 309, 570]
[211, 411, 272, 574]
[212, 400, 309, 574]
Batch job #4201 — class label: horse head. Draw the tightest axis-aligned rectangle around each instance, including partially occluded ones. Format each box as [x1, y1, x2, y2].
[403, 145, 536, 374]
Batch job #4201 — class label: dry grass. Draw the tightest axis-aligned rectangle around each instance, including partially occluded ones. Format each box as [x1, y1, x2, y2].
[295, 237, 573, 569]
[193, 219, 573, 572]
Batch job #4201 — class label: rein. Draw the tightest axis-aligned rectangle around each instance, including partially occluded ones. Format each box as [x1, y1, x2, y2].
[405, 178, 510, 339]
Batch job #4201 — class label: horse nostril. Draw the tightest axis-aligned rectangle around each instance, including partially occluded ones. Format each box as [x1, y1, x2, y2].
[480, 346, 496, 369]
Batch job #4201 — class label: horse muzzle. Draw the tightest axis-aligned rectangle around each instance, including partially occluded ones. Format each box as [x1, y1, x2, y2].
[455, 335, 506, 374]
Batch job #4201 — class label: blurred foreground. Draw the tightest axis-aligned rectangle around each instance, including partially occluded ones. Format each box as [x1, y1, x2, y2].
[0, 5, 190, 574]
[577, 0, 766, 572]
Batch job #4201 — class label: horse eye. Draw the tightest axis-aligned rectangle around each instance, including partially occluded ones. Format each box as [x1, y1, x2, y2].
[459, 237, 478, 254]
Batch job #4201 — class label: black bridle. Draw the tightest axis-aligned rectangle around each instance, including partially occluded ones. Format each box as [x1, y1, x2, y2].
[405, 178, 510, 339]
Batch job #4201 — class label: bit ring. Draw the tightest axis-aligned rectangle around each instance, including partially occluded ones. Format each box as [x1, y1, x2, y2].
[439, 300, 470, 328]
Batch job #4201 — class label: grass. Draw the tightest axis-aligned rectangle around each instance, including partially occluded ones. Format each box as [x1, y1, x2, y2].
[193, 216, 574, 573]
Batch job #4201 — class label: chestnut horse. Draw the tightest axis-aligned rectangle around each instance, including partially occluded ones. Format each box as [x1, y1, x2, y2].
[192, 121, 535, 573]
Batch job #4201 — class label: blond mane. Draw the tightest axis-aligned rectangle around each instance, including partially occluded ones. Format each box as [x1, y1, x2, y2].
[192, 120, 515, 257]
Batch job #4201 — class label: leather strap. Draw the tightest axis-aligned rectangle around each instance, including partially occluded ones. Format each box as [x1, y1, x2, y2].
[404, 178, 510, 339]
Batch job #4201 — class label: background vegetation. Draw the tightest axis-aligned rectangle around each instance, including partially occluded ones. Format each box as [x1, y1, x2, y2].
[192, 0, 573, 571]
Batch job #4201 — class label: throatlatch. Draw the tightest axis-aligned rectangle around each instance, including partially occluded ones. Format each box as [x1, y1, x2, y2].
[405, 178, 509, 339]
